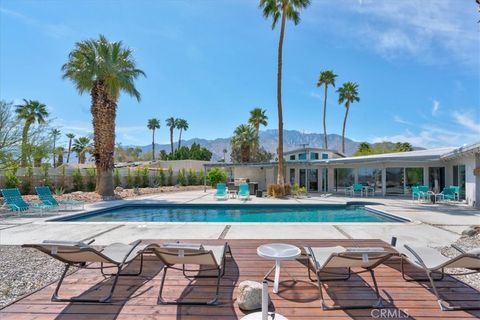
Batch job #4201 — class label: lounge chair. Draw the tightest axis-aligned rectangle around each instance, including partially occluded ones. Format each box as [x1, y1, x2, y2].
[448, 185, 460, 201]
[146, 242, 232, 305]
[237, 183, 250, 200]
[22, 239, 145, 303]
[346, 183, 363, 197]
[436, 187, 456, 202]
[305, 245, 395, 310]
[411, 186, 427, 201]
[1, 188, 55, 214]
[399, 244, 480, 311]
[214, 183, 229, 200]
[35, 186, 85, 210]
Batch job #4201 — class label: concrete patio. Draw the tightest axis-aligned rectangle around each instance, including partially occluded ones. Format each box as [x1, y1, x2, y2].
[0, 190, 478, 247]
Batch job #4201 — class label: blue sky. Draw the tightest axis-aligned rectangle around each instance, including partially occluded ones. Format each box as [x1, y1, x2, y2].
[0, 0, 479, 148]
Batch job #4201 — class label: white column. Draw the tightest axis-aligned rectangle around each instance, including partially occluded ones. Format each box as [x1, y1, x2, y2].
[381, 167, 387, 196]
[423, 166, 429, 187]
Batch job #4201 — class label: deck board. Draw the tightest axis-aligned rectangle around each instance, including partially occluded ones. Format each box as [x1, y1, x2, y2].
[1, 239, 479, 319]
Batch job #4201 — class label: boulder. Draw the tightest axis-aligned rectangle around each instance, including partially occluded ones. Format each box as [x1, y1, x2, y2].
[462, 226, 479, 236]
[114, 187, 124, 192]
[237, 280, 269, 311]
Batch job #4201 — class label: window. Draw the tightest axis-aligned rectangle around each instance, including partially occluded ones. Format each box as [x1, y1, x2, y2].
[453, 165, 466, 200]
[299, 169, 306, 187]
[308, 169, 318, 191]
[405, 168, 424, 192]
[298, 153, 307, 160]
[358, 168, 381, 192]
[334, 168, 355, 192]
[322, 153, 329, 159]
[310, 152, 319, 160]
[386, 167, 404, 195]
[289, 154, 296, 160]
[289, 168, 295, 185]
[429, 167, 445, 193]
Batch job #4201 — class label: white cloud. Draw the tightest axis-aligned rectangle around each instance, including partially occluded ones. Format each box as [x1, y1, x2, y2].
[453, 111, 480, 134]
[393, 115, 411, 125]
[432, 100, 440, 116]
[0, 7, 72, 38]
[310, 91, 322, 100]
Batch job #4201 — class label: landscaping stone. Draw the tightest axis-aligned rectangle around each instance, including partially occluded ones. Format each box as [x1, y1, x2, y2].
[237, 280, 270, 311]
[461, 225, 479, 236]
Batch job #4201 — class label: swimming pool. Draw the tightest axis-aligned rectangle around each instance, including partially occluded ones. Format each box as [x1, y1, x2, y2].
[53, 204, 407, 223]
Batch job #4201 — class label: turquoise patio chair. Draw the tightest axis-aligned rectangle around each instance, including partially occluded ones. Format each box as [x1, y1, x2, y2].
[448, 185, 460, 201]
[348, 183, 363, 197]
[438, 187, 456, 201]
[237, 183, 250, 200]
[35, 186, 85, 210]
[214, 183, 228, 200]
[0, 188, 54, 213]
[418, 185, 429, 193]
[411, 186, 426, 201]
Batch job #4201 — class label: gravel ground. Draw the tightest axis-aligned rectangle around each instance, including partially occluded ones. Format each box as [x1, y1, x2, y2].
[0, 229, 478, 308]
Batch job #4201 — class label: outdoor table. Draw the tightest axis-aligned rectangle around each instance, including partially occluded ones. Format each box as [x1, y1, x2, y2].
[362, 186, 375, 197]
[257, 243, 301, 294]
[228, 190, 237, 199]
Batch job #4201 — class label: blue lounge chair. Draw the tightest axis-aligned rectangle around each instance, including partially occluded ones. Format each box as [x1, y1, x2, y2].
[35, 186, 85, 210]
[214, 183, 228, 200]
[346, 183, 363, 197]
[237, 183, 250, 200]
[437, 187, 456, 201]
[448, 185, 460, 201]
[1, 188, 55, 214]
[411, 186, 426, 201]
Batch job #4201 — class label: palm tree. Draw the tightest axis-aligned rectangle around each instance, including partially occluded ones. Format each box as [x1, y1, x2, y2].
[147, 118, 160, 160]
[66, 133, 75, 163]
[176, 118, 189, 149]
[51, 128, 61, 167]
[222, 148, 228, 162]
[316, 70, 337, 149]
[166, 117, 177, 153]
[259, 0, 310, 186]
[231, 124, 256, 163]
[56, 146, 65, 166]
[15, 99, 49, 167]
[72, 136, 91, 164]
[337, 82, 360, 154]
[62, 35, 145, 196]
[248, 108, 268, 161]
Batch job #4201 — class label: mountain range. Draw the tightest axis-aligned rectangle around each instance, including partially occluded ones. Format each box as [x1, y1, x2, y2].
[140, 129, 362, 161]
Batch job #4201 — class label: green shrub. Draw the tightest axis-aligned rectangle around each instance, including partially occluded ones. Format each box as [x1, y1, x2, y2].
[159, 169, 166, 186]
[125, 168, 133, 188]
[5, 170, 21, 189]
[41, 164, 52, 188]
[177, 169, 187, 186]
[114, 169, 121, 187]
[85, 166, 96, 191]
[134, 168, 142, 187]
[187, 169, 197, 185]
[197, 170, 205, 186]
[206, 167, 227, 187]
[167, 166, 173, 186]
[72, 168, 84, 191]
[21, 165, 33, 194]
[141, 167, 149, 187]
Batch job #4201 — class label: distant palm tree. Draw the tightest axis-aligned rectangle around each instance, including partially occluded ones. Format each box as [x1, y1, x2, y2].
[147, 118, 160, 160]
[56, 146, 65, 166]
[231, 124, 256, 163]
[316, 70, 337, 150]
[166, 117, 177, 153]
[72, 136, 92, 164]
[248, 108, 268, 161]
[62, 34, 145, 196]
[222, 148, 228, 162]
[66, 133, 75, 163]
[176, 118, 189, 149]
[51, 128, 61, 167]
[15, 99, 49, 167]
[259, 0, 310, 185]
[337, 82, 360, 154]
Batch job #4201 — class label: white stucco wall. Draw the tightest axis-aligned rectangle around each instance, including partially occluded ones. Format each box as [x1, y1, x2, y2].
[444, 154, 477, 206]
[233, 167, 268, 191]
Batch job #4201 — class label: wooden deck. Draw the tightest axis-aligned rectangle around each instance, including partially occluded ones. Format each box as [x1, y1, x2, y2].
[1, 239, 479, 319]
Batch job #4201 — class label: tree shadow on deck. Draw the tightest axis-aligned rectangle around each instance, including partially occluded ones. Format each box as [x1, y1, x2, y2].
[55, 255, 162, 320]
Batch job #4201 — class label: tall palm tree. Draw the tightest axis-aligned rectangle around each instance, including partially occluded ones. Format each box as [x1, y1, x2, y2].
[316, 70, 337, 150]
[15, 99, 49, 167]
[56, 146, 65, 166]
[222, 148, 228, 162]
[231, 124, 256, 163]
[259, 0, 310, 186]
[72, 136, 92, 164]
[248, 108, 268, 161]
[176, 118, 189, 149]
[66, 133, 75, 163]
[166, 117, 177, 153]
[337, 82, 360, 154]
[51, 128, 61, 167]
[62, 35, 145, 196]
[147, 118, 160, 160]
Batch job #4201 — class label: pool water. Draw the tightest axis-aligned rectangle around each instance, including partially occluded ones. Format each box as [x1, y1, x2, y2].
[55, 204, 406, 223]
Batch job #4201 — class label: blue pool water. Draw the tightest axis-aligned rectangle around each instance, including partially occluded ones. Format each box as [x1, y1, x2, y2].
[54, 204, 406, 223]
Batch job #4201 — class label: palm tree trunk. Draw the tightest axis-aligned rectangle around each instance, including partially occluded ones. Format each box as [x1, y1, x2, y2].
[152, 129, 155, 161]
[170, 128, 174, 153]
[323, 85, 328, 149]
[52, 138, 56, 168]
[66, 139, 72, 163]
[20, 122, 31, 167]
[91, 81, 116, 197]
[276, 6, 287, 186]
[342, 103, 350, 154]
[252, 125, 259, 161]
[178, 129, 183, 149]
